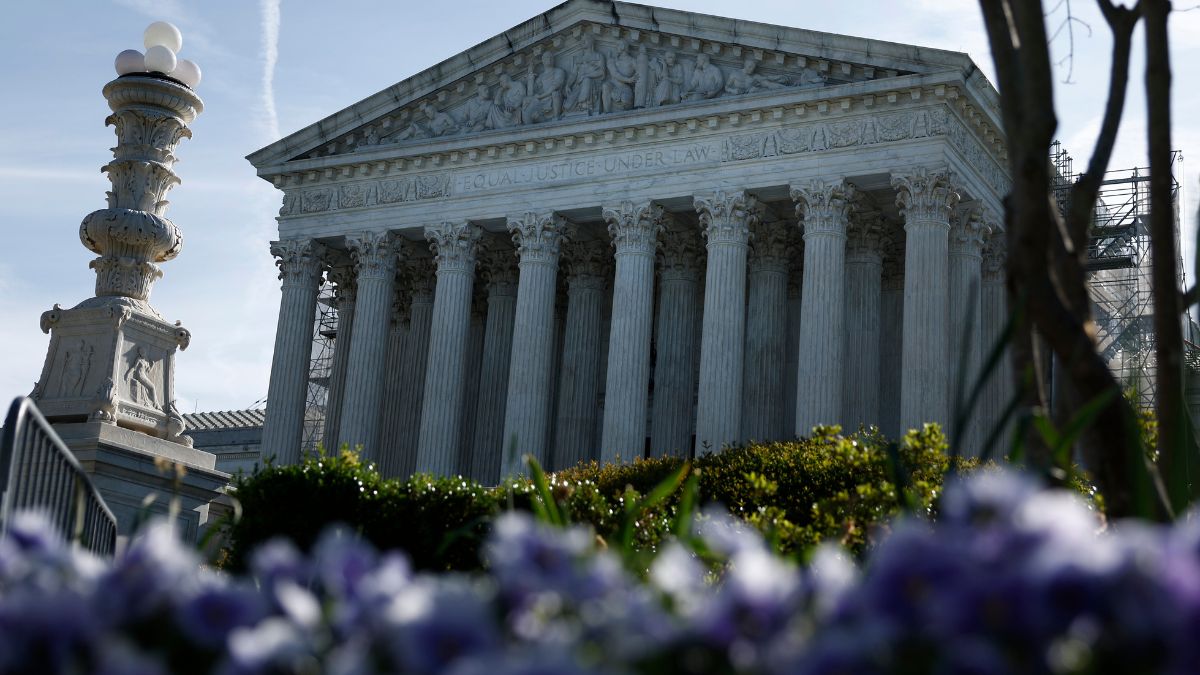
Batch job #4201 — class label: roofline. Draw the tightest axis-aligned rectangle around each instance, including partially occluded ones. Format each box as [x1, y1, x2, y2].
[247, 0, 985, 168]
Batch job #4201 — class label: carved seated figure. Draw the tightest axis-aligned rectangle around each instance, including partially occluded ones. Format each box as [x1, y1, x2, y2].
[393, 101, 460, 141]
[725, 58, 787, 96]
[652, 50, 685, 106]
[496, 72, 527, 127]
[464, 84, 503, 132]
[564, 34, 606, 114]
[524, 50, 566, 123]
[602, 40, 637, 112]
[684, 53, 724, 101]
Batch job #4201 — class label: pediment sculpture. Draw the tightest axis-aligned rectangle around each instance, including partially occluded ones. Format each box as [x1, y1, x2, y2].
[313, 27, 882, 159]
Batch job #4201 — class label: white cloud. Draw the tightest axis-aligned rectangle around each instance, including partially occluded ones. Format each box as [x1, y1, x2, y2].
[259, 0, 282, 141]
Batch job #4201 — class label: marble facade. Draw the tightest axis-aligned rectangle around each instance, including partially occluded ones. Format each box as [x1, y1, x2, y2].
[248, 0, 1014, 481]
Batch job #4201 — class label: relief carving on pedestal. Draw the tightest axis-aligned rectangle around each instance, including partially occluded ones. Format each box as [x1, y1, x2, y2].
[126, 347, 159, 409]
[58, 340, 94, 398]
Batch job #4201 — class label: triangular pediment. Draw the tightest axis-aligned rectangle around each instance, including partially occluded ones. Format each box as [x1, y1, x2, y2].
[247, 0, 981, 171]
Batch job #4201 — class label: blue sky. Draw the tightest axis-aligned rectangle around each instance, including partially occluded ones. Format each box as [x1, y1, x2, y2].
[1, 0, 1197, 414]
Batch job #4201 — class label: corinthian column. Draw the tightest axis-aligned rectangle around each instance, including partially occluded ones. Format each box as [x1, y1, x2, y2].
[980, 229, 1014, 455]
[458, 289, 487, 473]
[791, 179, 857, 437]
[321, 260, 356, 449]
[694, 191, 757, 453]
[842, 211, 885, 430]
[387, 259, 435, 478]
[262, 239, 326, 465]
[471, 244, 519, 482]
[554, 241, 608, 469]
[783, 238, 804, 436]
[376, 277, 411, 467]
[948, 204, 989, 455]
[651, 227, 703, 456]
[501, 212, 568, 475]
[892, 168, 960, 433]
[600, 201, 664, 462]
[337, 231, 400, 454]
[416, 222, 481, 476]
[742, 218, 790, 441]
[879, 235, 906, 439]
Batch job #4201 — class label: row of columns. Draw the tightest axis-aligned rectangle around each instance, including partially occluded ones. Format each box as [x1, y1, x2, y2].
[261, 166, 1012, 478]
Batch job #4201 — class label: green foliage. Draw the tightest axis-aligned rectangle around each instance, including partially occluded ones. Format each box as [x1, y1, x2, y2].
[225, 447, 500, 572]
[227, 428, 982, 570]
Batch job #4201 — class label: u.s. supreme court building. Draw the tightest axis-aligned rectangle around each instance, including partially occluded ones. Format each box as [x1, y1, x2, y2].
[247, 0, 1013, 483]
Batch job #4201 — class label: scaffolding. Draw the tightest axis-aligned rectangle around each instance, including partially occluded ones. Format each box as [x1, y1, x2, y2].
[300, 280, 338, 455]
[1051, 141, 1185, 409]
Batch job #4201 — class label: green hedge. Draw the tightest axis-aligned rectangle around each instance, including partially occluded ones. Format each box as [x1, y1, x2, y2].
[223, 425, 972, 572]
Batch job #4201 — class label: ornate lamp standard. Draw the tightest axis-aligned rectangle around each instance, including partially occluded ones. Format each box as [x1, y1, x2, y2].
[29, 23, 226, 539]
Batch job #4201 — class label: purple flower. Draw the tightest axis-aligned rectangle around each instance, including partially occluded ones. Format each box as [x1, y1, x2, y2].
[380, 577, 500, 674]
[175, 579, 268, 648]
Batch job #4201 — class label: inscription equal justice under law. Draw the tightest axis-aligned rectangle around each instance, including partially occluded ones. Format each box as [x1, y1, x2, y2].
[455, 141, 720, 194]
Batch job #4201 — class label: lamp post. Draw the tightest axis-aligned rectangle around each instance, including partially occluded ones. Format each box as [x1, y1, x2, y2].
[32, 22, 204, 445]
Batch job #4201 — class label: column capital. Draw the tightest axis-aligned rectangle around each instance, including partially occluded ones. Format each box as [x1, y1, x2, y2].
[425, 221, 481, 274]
[603, 201, 666, 255]
[950, 203, 991, 258]
[790, 179, 859, 239]
[346, 231, 401, 281]
[891, 167, 961, 228]
[270, 238, 327, 288]
[749, 218, 791, 273]
[847, 210, 886, 263]
[479, 243, 520, 296]
[694, 190, 756, 245]
[982, 229, 1007, 283]
[508, 212, 569, 265]
[881, 232, 906, 290]
[562, 239, 610, 284]
[327, 256, 358, 303]
[405, 256, 437, 303]
[659, 226, 704, 281]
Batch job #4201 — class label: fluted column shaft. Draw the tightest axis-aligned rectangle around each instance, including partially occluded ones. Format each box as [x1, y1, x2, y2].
[321, 264, 356, 449]
[949, 207, 989, 455]
[879, 240, 905, 439]
[262, 239, 326, 465]
[980, 233, 1013, 456]
[338, 232, 400, 454]
[742, 219, 790, 441]
[501, 213, 567, 475]
[601, 202, 664, 461]
[554, 242, 607, 469]
[471, 252, 519, 483]
[783, 277, 803, 438]
[894, 168, 960, 433]
[652, 232, 703, 456]
[417, 222, 480, 476]
[791, 180, 856, 437]
[388, 270, 434, 478]
[376, 293, 410, 468]
[458, 306, 486, 474]
[843, 247, 883, 429]
[694, 191, 756, 453]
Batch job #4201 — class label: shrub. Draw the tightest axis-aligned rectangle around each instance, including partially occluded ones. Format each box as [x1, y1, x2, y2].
[225, 426, 974, 571]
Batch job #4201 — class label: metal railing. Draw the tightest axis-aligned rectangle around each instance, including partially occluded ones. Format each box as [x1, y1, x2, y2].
[0, 397, 118, 557]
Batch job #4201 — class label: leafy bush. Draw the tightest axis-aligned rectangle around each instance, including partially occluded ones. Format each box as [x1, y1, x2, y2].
[226, 426, 972, 571]
[1, 470, 1196, 675]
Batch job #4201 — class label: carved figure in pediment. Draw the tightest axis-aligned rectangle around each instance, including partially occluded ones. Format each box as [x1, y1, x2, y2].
[126, 347, 159, 408]
[633, 44, 653, 108]
[602, 40, 637, 112]
[524, 50, 567, 123]
[684, 53, 725, 101]
[496, 73, 527, 126]
[464, 84, 504, 132]
[794, 67, 826, 88]
[726, 58, 787, 96]
[564, 34, 606, 114]
[652, 50, 684, 106]
[394, 101, 459, 141]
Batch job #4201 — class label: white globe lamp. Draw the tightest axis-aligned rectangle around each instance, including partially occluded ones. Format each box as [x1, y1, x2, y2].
[144, 45, 177, 75]
[114, 49, 144, 76]
[143, 21, 183, 53]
